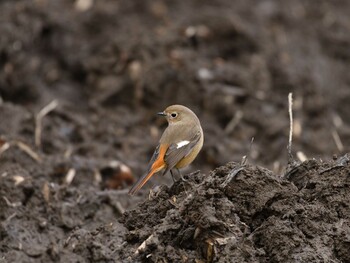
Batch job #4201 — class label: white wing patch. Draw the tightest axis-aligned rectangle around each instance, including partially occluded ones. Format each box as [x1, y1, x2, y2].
[176, 140, 190, 149]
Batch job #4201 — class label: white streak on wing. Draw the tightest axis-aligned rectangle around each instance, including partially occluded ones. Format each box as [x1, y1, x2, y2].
[176, 140, 190, 149]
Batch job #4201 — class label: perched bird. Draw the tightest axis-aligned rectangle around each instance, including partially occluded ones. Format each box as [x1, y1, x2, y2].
[128, 105, 204, 195]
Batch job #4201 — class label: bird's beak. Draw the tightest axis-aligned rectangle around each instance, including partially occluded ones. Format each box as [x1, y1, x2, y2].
[157, 111, 166, 116]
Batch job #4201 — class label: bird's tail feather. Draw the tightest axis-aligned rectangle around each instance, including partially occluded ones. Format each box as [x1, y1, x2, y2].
[128, 169, 156, 195]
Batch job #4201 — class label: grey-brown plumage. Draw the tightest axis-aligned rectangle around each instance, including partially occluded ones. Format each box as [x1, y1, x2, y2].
[128, 105, 204, 195]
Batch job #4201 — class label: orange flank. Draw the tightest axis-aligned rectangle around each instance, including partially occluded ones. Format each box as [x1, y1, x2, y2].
[128, 144, 168, 195]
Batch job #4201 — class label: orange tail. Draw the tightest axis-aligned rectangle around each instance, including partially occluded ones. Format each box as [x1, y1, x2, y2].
[128, 169, 157, 195]
[129, 144, 168, 195]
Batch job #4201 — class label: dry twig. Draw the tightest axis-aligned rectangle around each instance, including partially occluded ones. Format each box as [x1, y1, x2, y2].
[64, 146, 73, 159]
[64, 168, 76, 185]
[225, 110, 243, 135]
[114, 201, 125, 214]
[75, 0, 93, 12]
[331, 128, 344, 152]
[15, 141, 42, 163]
[296, 151, 307, 162]
[13, 175, 25, 185]
[0, 142, 10, 156]
[1, 140, 42, 162]
[5, 212, 17, 223]
[2, 196, 21, 207]
[287, 93, 294, 163]
[42, 181, 50, 203]
[35, 100, 59, 147]
[332, 113, 343, 128]
[221, 166, 245, 188]
[134, 234, 158, 255]
[96, 189, 130, 196]
[93, 169, 102, 185]
[241, 137, 254, 166]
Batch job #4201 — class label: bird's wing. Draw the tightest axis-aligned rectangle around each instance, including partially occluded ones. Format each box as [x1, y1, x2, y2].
[128, 144, 168, 195]
[163, 131, 201, 174]
[128, 131, 201, 195]
[145, 144, 161, 173]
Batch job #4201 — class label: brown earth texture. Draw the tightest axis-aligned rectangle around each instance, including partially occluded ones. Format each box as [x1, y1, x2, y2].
[1, 0, 350, 262]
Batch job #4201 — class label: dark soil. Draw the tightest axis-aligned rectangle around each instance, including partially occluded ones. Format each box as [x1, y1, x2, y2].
[1, 0, 350, 262]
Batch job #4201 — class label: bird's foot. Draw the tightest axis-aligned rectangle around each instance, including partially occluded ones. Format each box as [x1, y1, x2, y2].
[186, 170, 200, 177]
[179, 173, 188, 182]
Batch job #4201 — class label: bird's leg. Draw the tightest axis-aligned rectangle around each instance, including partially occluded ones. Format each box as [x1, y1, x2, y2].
[177, 168, 188, 182]
[170, 169, 176, 183]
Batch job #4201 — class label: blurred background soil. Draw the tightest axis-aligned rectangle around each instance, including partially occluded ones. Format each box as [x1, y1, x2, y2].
[0, 0, 350, 262]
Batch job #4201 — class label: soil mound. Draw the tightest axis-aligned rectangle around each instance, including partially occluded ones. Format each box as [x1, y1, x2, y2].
[118, 158, 350, 262]
[3, 158, 347, 262]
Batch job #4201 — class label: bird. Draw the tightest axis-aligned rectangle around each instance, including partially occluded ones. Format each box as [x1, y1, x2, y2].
[128, 105, 204, 195]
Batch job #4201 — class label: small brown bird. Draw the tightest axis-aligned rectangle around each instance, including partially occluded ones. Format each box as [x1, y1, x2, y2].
[128, 105, 204, 195]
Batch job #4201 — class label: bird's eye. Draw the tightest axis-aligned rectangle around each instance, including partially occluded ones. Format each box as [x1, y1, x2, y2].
[171, 113, 177, 118]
